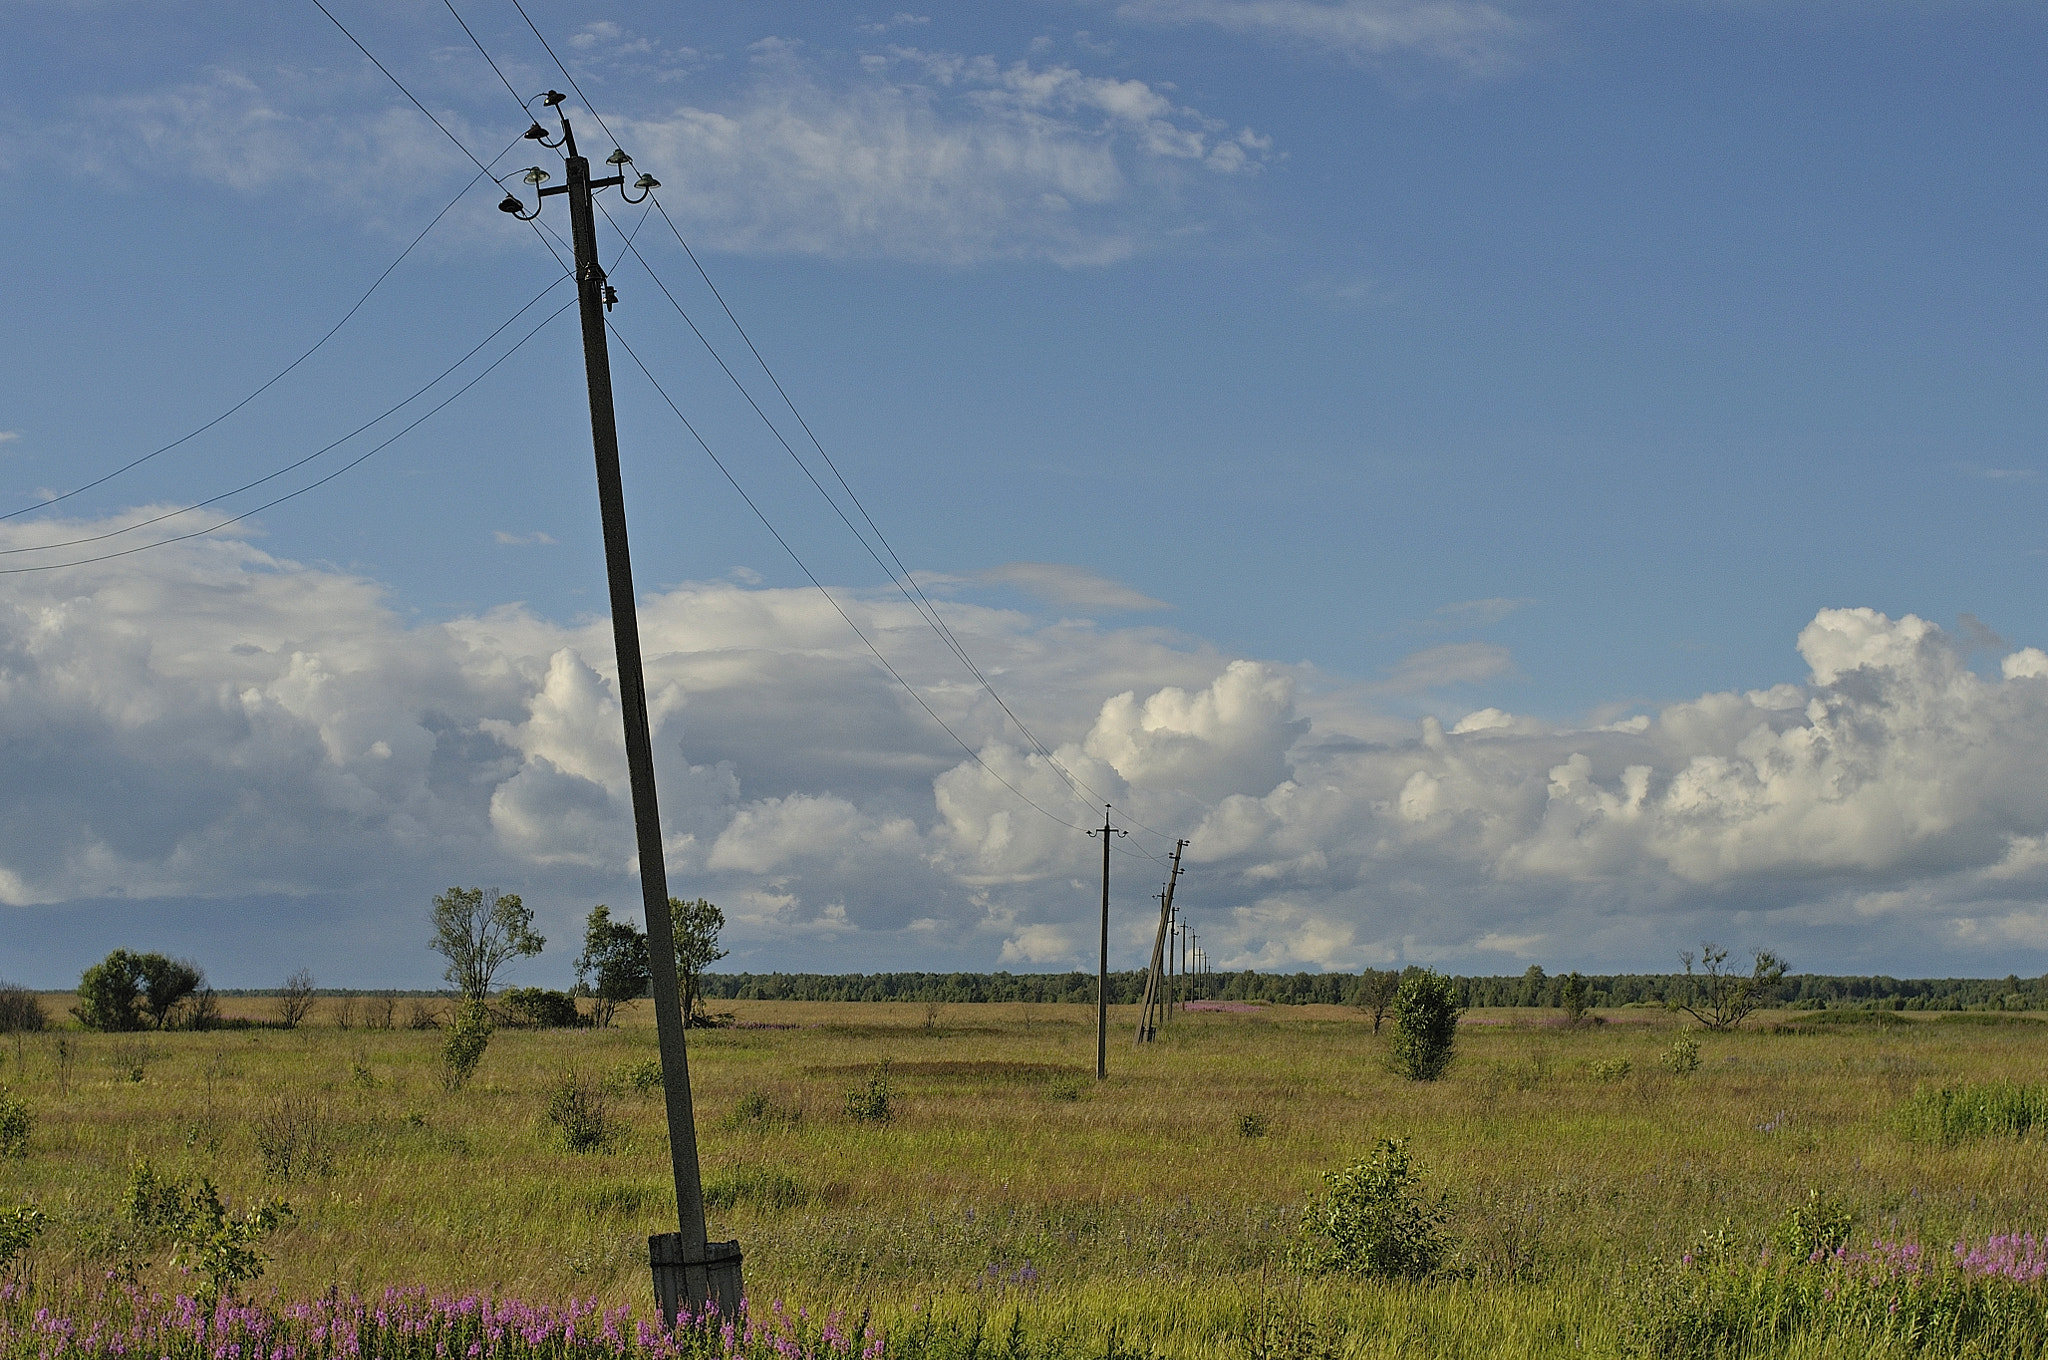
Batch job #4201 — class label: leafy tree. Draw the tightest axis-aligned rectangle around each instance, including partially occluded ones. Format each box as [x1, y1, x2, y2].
[669, 896, 727, 1027]
[1559, 971, 1591, 1023]
[428, 887, 544, 1000]
[1352, 969, 1400, 1033]
[74, 950, 145, 1032]
[576, 905, 650, 1029]
[1677, 944, 1787, 1031]
[138, 956, 204, 1030]
[1390, 969, 1463, 1081]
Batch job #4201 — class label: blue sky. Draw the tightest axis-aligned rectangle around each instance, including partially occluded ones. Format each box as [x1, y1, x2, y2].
[3, 0, 2047, 988]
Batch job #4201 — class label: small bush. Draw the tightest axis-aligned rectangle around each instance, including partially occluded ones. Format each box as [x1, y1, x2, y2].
[0, 985, 46, 1034]
[1897, 1081, 2048, 1144]
[0, 1088, 31, 1158]
[440, 1000, 492, 1090]
[254, 1092, 333, 1181]
[1237, 1111, 1271, 1139]
[845, 1059, 894, 1124]
[1588, 1057, 1632, 1083]
[498, 987, 583, 1029]
[1295, 1138, 1450, 1280]
[1772, 1191, 1853, 1261]
[545, 1071, 617, 1153]
[703, 1163, 809, 1210]
[0, 1205, 46, 1271]
[407, 998, 443, 1030]
[1390, 970, 1463, 1082]
[725, 1088, 802, 1128]
[610, 1057, 664, 1096]
[1046, 1076, 1087, 1103]
[1660, 1033, 1702, 1076]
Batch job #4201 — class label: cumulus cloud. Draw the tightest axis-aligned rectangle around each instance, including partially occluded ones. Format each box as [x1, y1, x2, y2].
[1112, 0, 1527, 75]
[6, 517, 2048, 981]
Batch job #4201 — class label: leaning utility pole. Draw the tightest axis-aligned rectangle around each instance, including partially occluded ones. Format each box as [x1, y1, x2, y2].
[1133, 839, 1187, 1044]
[500, 93, 740, 1324]
[1087, 806, 1127, 1079]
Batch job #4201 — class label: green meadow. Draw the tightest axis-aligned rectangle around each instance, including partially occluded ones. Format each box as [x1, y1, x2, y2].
[7, 994, 2048, 1356]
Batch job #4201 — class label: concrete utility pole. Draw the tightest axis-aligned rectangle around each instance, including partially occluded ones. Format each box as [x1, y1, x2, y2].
[500, 94, 740, 1324]
[1087, 805, 1126, 1079]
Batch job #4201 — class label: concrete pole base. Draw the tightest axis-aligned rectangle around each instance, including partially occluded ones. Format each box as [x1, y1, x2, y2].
[650, 1233, 744, 1329]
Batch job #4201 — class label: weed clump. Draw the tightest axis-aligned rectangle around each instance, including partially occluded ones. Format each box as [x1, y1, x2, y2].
[0, 985, 46, 1034]
[703, 1164, 809, 1211]
[1295, 1138, 1450, 1280]
[1896, 1081, 2048, 1144]
[1587, 1057, 1632, 1083]
[0, 1088, 30, 1158]
[1660, 1033, 1702, 1076]
[1772, 1191, 1853, 1261]
[1046, 1076, 1086, 1103]
[544, 1071, 617, 1153]
[845, 1060, 893, 1124]
[1237, 1111, 1271, 1139]
[725, 1089, 802, 1129]
[610, 1057, 663, 1096]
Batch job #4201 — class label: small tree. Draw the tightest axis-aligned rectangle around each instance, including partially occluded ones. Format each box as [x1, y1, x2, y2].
[1677, 944, 1787, 1031]
[1295, 1138, 1451, 1279]
[137, 956, 204, 1030]
[576, 905, 650, 1029]
[429, 887, 545, 1001]
[74, 950, 145, 1032]
[441, 1000, 493, 1090]
[1352, 969, 1400, 1034]
[1558, 971, 1591, 1024]
[1390, 969, 1463, 1081]
[669, 896, 727, 1027]
[276, 969, 316, 1030]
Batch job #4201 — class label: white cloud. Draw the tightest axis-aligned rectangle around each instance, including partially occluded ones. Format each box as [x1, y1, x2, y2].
[492, 530, 557, 546]
[1380, 640, 1517, 690]
[0, 432, 20, 447]
[7, 519, 2048, 979]
[1112, 0, 1527, 75]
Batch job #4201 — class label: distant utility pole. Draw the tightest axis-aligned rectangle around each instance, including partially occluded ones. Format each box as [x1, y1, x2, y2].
[499, 94, 740, 1324]
[1087, 805, 1127, 1079]
[1133, 839, 1187, 1045]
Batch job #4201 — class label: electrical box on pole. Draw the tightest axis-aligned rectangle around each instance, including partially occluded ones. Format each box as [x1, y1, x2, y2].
[501, 94, 740, 1325]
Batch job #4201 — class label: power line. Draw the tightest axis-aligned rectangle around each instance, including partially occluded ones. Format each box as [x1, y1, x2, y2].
[0, 298, 577, 576]
[1, 144, 522, 525]
[604, 320, 1095, 836]
[2, 276, 572, 559]
[442, 0, 527, 113]
[504, 0, 621, 151]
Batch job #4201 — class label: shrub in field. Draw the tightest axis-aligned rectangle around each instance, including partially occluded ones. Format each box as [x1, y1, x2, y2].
[1294, 1138, 1450, 1280]
[407, 997, 443, 1030]
[441, 1000, 493, 1090]
[125, 1161, 292, 1306]
[254, 1092, 333, 1181]
[0, 985, 46, 1034]
[845, 1060, 893, 1124]
[0, 1088, 30, 1158]
[74, 951, 206, 1032]
[1389, 970, 1462, 1081]
[275, 969, 316, 1029]
[500, 987, 583, 1029]
[1587, 1057, 1631, 1083]
[1772, 1191, 1853, 1261]
[1237, 1111, 1271, 1139]
[1558, 972, 1591, 1024]
[1660, 1033, 1702, 1076]
[1897, 1081, 2048, 1144]
[726, 1089, 802, 1128]
[1351, 968, 1399, 1034]
[1045, 1076, 1086, 1103]
[613, 1057, 664, 1096]
[0, 1205, 45, 1271]
[545, 1071, 617, 1153]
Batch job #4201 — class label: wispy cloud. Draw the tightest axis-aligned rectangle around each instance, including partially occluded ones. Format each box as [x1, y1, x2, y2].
[493, 530, 557, 547]
[1112, 0, 1528, 75]
[974, 562, 1167, 611]
[1380, 640, 1517, 689]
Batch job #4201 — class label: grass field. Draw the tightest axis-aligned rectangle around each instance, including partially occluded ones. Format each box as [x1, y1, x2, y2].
[7, 994, 2048, 1356]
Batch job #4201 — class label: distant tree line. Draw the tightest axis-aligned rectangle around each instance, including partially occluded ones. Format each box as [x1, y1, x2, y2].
[699, 965, 2048, 1012]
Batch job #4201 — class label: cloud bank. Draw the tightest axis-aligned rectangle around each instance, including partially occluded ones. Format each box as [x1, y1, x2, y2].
[6, 516, 2048, 983]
